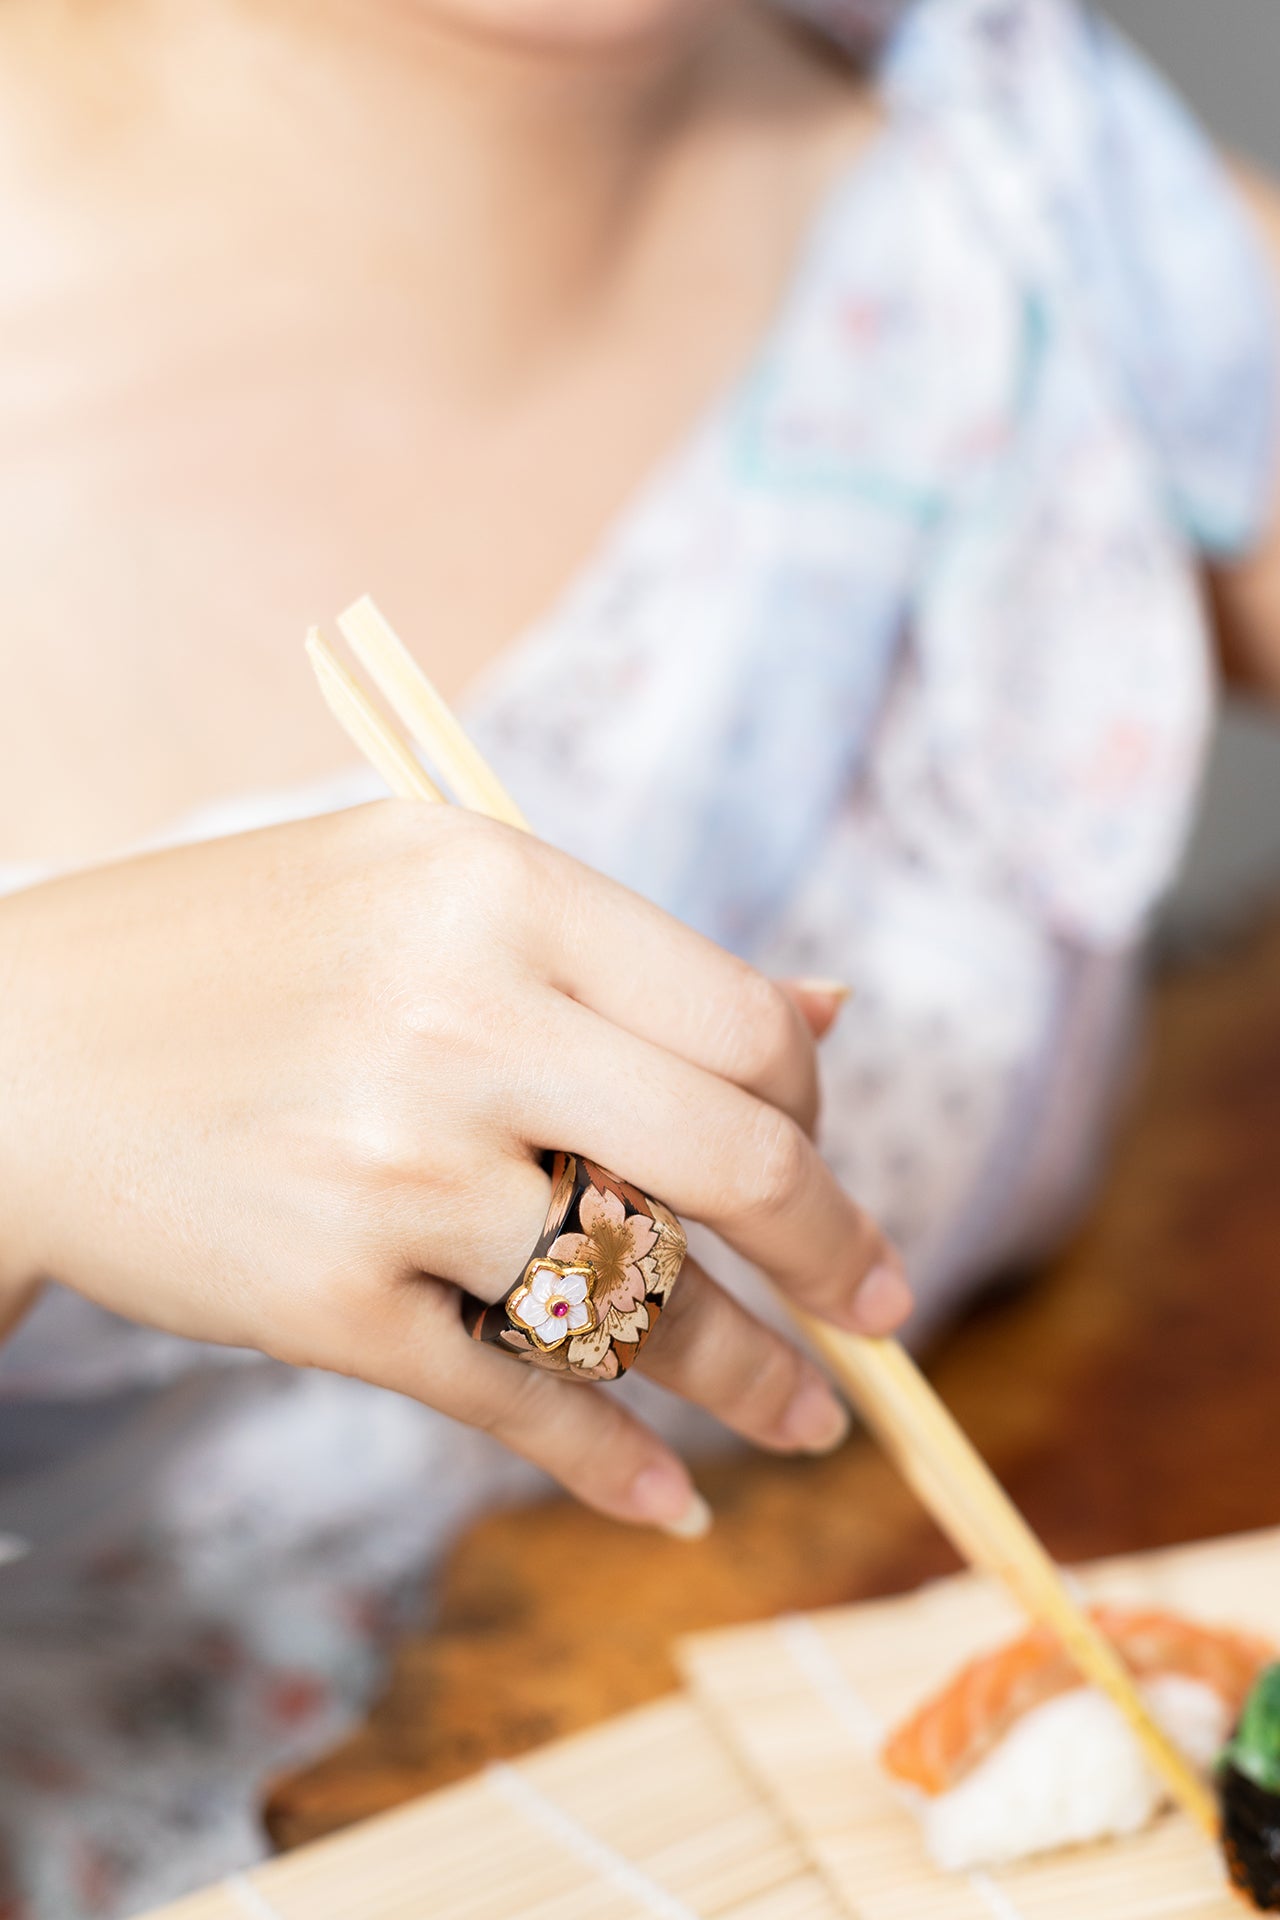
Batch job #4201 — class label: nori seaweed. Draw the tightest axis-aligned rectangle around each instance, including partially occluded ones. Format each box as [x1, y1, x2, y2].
[1220, 1664, 1280, 1909]
[1220, 1762, 1280, 1909]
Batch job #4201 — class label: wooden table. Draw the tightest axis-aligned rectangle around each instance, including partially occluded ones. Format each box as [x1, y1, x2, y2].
[265, 900, 1280, 1849]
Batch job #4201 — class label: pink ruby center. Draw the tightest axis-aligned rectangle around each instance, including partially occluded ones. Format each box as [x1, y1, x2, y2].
[550, 1300, 569, 1318]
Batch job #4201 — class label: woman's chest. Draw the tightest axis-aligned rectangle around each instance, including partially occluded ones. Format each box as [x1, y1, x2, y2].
[0, 281, 761, 863]
[0, 54, 884, 867]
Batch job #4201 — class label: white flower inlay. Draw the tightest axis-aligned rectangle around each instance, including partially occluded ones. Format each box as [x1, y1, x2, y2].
[509, 1262, 597, 1350]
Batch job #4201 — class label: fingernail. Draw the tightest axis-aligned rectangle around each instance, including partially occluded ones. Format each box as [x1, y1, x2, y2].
[793, 977, 853, 1004]
[663, 1492, 713, 1540]
[630, 1466, 713, 1540]
[783, 1375, 851, 1453]
[853, 1262, 914, 1334]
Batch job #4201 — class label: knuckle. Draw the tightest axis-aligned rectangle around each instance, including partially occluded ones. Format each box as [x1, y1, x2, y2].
[330, 798, 465, 901]
[438, 811, 531, 904]
[366, 794, 439, 848]
[324, 1083, 428, 1186]
[394, 976, 481, 1056]
[470, 1355, 549, 1444]
[726, 1336, 804, 1429]
[409, 1272, 464, 1333]
[739, 1109, 810, 1219]
[730, 973, 803, 1083]
[381, 807, 535, 945]
[558, 1399, 647, 1500]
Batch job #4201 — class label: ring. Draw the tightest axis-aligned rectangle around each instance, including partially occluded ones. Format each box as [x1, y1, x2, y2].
[459, 1152, 688, 1382]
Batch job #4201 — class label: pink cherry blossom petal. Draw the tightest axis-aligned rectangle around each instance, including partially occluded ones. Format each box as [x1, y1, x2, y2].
[577, 1186, 626, 1236]
[623, 1216, 659, 1261]
[598, 1263, 647, 1317]
[549, 1231, 593, 1268]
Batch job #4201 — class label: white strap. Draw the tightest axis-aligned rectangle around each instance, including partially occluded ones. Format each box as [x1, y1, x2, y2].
[970, 1872, 1031, 1920]
[775, 1613, 888, 1751]
[775, 1614, 1028, 1920]
[223, 1872, 285, 1920]
[486, 1761, 700, 1920]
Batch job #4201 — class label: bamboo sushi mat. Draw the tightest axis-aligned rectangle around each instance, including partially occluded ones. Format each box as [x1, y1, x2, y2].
[141, 1527, 1280, 1920]
[680, 1525, 1280, 1920]
[139, 1692, 838, 1920]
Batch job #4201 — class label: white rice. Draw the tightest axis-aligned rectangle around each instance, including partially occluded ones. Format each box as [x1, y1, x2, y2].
[912, 1676, 1230, 1871]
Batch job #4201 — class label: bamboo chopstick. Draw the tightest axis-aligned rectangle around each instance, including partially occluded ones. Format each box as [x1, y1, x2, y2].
[798, 1324, 1217, 1835]
[306, 630, 445, 805]
[336, 597, 526, 829]
[305, 600, 1219, 1841]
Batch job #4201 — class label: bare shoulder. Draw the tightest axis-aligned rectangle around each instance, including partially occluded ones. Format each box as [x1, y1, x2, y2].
[1228, 157, 1280, 263]
[1206, 157, 1280, 699]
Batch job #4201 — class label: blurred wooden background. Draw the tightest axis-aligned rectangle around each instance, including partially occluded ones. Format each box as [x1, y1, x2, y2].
[266, 897, 1280, 1849]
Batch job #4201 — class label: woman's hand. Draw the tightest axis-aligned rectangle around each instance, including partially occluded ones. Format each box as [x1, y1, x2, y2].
[0, 803, 908, 1533]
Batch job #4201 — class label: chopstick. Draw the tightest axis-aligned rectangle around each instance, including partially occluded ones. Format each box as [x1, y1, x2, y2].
[306, 630, 445, 804]
[306, 599, 1220, 1841]
[799, 1324, 1217, 1836]
[337, 597, 527, 829]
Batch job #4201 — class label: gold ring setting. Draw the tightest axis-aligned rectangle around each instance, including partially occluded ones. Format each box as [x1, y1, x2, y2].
[460, 1153, 688, 1383]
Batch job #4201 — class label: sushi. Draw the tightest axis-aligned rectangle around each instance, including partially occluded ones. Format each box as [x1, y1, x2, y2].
[1220, 1661, 1280, 1909]
[881, 1606, 1273, 1872]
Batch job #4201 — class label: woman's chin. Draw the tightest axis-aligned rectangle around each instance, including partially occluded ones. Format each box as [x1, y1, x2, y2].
[415, 0, 723, 56]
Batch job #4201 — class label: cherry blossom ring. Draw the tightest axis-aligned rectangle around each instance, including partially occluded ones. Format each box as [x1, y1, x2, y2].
[459, 1151, 688, 1383]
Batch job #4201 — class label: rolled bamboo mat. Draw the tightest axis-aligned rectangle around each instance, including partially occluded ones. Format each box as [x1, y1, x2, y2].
[137, 1694, 839, 1920]
[678, 1526, 1280, 1920]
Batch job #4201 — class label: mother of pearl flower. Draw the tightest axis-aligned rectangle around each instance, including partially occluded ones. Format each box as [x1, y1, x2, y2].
[508, 1260, 598, 1350]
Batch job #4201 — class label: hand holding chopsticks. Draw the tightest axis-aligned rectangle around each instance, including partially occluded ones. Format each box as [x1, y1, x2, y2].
[309, 597, 1219, 1841]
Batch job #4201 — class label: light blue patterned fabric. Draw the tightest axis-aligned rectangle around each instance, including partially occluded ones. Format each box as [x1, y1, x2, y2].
[889, 0, 1275, 556]
[477, 0, 1275, 955]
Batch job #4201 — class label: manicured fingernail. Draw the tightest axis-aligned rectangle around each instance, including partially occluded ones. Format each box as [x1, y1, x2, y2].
[854, 1262, 914, 1334]
[663, 1492, 713, 1540]
[793, 978, 853, 1004]
[630, 1466, 712, 1539]
[783, 1376, 851, 1453]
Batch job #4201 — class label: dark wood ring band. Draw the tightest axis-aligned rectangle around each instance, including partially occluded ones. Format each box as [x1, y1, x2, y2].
[459, 1151, 687, 1384]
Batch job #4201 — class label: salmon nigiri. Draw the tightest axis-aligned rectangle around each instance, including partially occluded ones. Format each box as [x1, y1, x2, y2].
[882, 1606, 1274, 1872]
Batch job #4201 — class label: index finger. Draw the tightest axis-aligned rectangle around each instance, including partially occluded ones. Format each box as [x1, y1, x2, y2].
[511, 994, 912, 1336]
[518, 837, 823, 1133]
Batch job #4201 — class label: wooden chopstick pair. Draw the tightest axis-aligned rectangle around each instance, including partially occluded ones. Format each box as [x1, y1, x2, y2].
[307, 597, 1219, 1841]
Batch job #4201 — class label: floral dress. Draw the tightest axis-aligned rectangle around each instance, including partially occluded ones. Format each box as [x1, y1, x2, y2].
[0, 1, 1274, 1913]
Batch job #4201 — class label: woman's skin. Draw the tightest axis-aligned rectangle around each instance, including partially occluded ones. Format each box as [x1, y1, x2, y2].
[0, 0, 1278, 1533]
[1213, 168, 1280, 690]
[0, 0, 882, 860]
[0, 800, 916, 1534]
[0, 0, 908, 1536]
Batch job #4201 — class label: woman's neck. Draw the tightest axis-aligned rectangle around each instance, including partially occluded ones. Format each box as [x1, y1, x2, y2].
[296, 0, 729, 384]
[16, 0, 758, 378]
[7, 0, 853, 389]
[0, 0, 879, 864]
